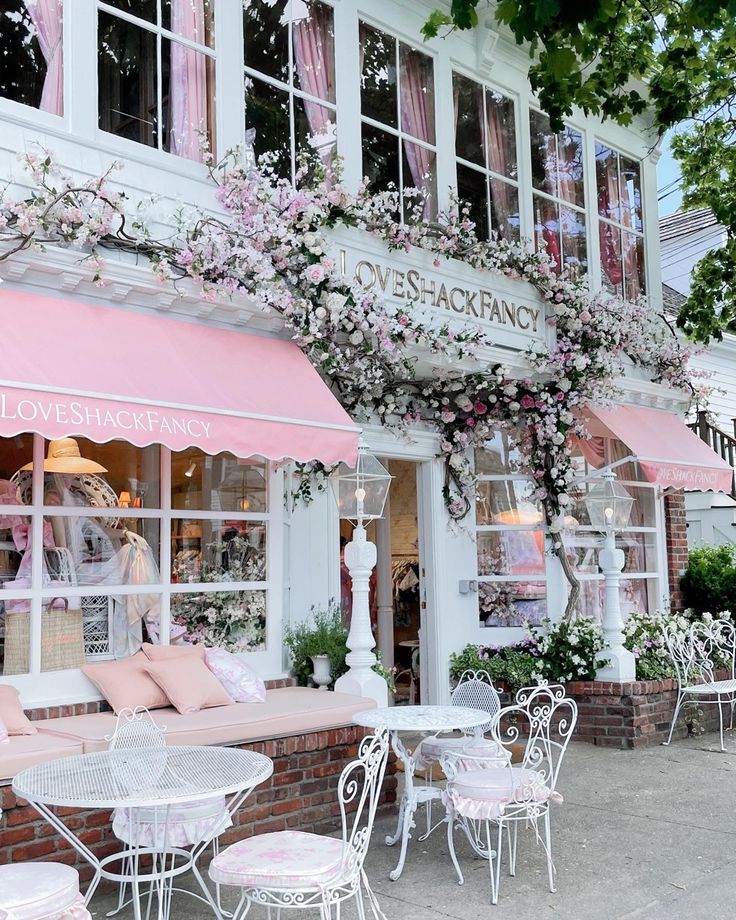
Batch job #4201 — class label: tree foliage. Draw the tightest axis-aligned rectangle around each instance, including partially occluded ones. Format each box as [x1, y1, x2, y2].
[422, 0, 736, 343]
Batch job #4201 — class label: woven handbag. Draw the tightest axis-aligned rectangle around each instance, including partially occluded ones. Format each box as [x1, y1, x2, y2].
[4, 598, 86, 675]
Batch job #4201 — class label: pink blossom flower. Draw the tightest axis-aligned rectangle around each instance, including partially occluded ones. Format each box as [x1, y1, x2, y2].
[520, 395, 535, 410]
[466, 417, 476, 428]
[473, 401, 488, 415]
[306, 264, 325, 284]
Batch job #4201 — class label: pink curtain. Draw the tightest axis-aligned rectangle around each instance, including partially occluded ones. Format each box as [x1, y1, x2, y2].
[170, 0, 208, 162]
[534, 198, 560, 271]
[293, 1, 336, 156]
[485, 92, 513, 233]
[399, 47, 435, 215]
[25, 0, 63, 116]
[619, 172, 641, 299]
[597, 151, 624, 288]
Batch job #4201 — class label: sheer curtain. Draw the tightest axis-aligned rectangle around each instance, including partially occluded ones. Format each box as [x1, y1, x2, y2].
[619, 175, 642, 299]
[170, 0, 208, 162]
[293, 1, 335, 148]
[24, 0, 63, 116]
[597, 152, 624, 288]
[399, 47, 435, 214]
[485, 94, 512, 232]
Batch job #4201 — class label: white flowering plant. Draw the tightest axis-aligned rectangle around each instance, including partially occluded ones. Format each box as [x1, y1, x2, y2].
[0, 148, 709, 618]
[529, 617, 606, 683]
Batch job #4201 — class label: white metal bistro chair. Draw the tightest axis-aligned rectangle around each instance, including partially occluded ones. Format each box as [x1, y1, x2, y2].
[416, 669, 505, 835]
[662, 617, 736, 752]
[209, 728, 390, 920]
[107, 707, 231, 916]
[442, 683, 577, 905]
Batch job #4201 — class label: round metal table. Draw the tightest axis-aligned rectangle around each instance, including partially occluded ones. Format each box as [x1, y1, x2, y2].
[353, 705, 488, 880]
[13, 745, 273, 920]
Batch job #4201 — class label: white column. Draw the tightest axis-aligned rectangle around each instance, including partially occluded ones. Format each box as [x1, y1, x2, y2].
[335, 525, 388, 705]
[596, 531, 636, 681]
[375, 494, 394, 670]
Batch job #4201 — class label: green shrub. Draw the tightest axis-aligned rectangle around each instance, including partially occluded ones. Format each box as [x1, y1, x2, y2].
[530, 618, 606, 683]
[681, 545, 736, 617]
[449, 639, 540, 693]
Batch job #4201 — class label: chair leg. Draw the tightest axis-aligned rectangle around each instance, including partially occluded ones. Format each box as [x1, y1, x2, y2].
[486, 821, 503, 905]
[447, 810, 464, 885]
[426, 770, 433, 837]
[544, 810, 555, 894]
[355, 889, 367, 920]
[507, 822, 518, 877]
[664, 691, 685, 745]
[718, 695, 726, 751]
[730, 696, 736, 731]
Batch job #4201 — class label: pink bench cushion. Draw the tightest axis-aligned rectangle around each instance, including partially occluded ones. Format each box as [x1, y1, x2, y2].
[0, 735, 84, 782]
[33, 688, 375, 753]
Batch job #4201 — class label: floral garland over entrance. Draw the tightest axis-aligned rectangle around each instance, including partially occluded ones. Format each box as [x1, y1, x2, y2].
[0, 150, 704, 619]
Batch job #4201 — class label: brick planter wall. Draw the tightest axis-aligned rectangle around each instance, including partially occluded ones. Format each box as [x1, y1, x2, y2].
[0, 724, 397, 882]
[567, 676, 728, 748]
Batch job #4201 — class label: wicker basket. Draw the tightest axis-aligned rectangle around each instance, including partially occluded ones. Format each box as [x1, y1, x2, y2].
[4, 598, 86, 675]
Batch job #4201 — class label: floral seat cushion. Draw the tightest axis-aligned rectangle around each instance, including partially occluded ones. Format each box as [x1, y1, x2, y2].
[0, 863, 91, 920]
[417, 735, 508, 767]
[112, 796, 231, 848]
[444, 766, 562, 821]
[210, 830, 346, 889]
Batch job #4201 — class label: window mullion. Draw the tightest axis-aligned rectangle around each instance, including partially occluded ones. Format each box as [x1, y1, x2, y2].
[28, 435, 45, 675]
[160, 446, 172, 647]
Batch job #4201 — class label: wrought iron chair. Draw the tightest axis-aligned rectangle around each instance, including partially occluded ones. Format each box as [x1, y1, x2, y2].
[442, 683, 577, 905]
[107, 707, 231, 915]
[662, 617, 736, 751]
[416, 669, 504, 835]
[209, 729, 390, 920]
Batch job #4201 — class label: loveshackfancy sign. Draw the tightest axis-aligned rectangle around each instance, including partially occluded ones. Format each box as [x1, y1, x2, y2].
[335, 230, 547, 351]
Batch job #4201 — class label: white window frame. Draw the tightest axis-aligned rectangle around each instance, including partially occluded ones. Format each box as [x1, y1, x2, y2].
[452, 68, 522, 241]
[243, 0, 337, 185]
[0, 434, 284, 706]
[357, 16, 438, 221]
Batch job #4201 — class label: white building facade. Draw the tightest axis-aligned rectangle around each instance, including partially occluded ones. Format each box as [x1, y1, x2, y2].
[0, 0, 693, 710]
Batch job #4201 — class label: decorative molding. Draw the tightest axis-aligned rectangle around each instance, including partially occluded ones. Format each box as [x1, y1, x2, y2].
[59, 271, 83, 292]
[476, 18, 500, 73]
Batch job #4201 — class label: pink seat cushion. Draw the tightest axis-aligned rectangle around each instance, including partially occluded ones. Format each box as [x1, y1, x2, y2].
[0, 686, 36, 736]
[112, 796, 232, 848]
[445, 766, 562, 821]
[31, 688, 375, 752]
[143, 658, 234, 714]
[82, 653, 171, 714]
[210, 830, 345, 888]
[0, 862, 80, 919]
[0, 735, 84, 782]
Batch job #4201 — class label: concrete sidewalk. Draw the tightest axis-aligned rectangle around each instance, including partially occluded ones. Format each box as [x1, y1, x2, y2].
[92, 733, 736, 920]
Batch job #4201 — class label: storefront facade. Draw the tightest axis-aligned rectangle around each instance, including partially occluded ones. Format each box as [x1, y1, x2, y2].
[0, 0, 709, 709]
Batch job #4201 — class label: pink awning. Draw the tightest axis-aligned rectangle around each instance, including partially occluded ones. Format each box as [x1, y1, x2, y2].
[584, 404, 734, 493]
[0, 290, 359, 465]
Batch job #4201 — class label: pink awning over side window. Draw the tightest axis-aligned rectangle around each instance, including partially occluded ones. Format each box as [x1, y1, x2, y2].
[583, 404, 734, 493]
[0, 290, 359, 466]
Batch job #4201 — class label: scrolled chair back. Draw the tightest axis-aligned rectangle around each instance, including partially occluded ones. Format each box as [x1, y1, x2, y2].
[691, 617, 736, 682]
[492, 683, 577, 795]
[338, 728, 390, 882]
[451, 670, 502, 734]
[106, 706, 168, 794]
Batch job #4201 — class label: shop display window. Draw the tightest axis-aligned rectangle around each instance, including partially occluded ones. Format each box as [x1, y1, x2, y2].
[529, 110, 587, 275]
[98, 0, 215, 161]
[453, 72, 520, 241]
[0, 434, 271, 678]
[0, 1, 63, 114]
[244, 0, 336, 183]
[360, 22, 437, 220]
[595, 143, 646, 299]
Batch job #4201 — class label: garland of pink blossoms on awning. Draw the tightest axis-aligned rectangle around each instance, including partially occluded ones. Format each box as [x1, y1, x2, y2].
[0, 150, 707, 619]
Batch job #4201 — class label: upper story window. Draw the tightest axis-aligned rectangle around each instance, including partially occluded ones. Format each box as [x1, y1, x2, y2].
[453, 73, 519, 242]
[98, 0, 215, 162]
[529, 110, 586, 275]
[360, 22, 436, 219]
[244, 0, 336, 183]
[0, 1, 63, 115]
[595, 144, 645, 300]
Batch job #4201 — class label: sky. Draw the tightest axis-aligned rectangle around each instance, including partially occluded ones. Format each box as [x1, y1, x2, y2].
[656, 131, 683, 218]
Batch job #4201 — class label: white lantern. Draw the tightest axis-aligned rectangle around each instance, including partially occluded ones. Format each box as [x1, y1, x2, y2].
[584, 471, 634, 534]
[329, 445, 392, 524]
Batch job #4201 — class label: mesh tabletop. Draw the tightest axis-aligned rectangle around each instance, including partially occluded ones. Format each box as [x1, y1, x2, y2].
[13, 746, 273, 809]
[353, 705, 489, 733]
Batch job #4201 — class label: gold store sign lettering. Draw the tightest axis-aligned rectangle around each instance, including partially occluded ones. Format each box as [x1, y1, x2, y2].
[344, 252, 541, 334]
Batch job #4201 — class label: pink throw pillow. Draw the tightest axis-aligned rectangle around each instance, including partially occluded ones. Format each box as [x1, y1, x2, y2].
[0, 717, 8, 744]
[140, 642, 206, 662]
[205, 647, 267, 703]
[143, 658, 234, 714]
[82, 653, 171, 714]
[0, 685, 36, 735]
